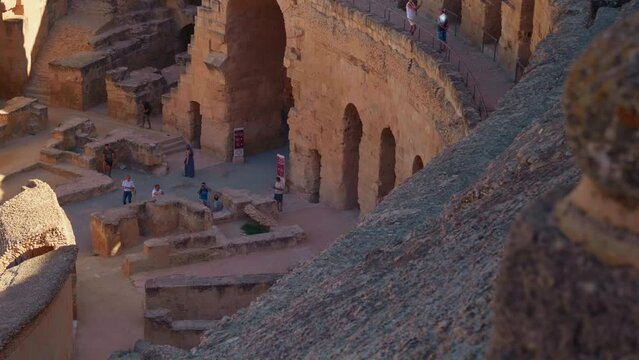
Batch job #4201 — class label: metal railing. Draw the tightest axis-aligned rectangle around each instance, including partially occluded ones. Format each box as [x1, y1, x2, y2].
[343, 0, 489, 120]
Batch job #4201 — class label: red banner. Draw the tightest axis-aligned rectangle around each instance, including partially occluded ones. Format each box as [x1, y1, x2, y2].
[233, 128, 244, 157]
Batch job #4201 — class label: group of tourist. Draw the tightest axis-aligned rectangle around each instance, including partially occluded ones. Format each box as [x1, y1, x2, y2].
[404, 0, 449, 51]
[102, 143, 288, 212]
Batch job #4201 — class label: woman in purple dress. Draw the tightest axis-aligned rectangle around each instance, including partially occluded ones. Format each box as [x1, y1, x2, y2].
[184, 144, 195, 177]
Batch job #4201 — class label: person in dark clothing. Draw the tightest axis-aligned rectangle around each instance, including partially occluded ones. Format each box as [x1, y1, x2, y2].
[140, 100, 152, 129]
[102, 143, 115, 177]
[184, 144, 195, 178]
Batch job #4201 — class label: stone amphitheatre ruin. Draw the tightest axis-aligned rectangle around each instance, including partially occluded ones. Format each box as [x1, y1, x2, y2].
[0, 0, 638, 358]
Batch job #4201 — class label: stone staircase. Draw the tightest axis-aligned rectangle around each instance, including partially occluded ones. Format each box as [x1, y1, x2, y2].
[158, 136, 188, 156]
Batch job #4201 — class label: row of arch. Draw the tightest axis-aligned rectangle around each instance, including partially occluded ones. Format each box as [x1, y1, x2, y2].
[308, 104, 425, 209]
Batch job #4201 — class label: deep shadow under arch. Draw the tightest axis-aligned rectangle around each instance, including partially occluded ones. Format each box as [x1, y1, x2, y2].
[378, 127, 396, 201]
[342, 104, 363, 209]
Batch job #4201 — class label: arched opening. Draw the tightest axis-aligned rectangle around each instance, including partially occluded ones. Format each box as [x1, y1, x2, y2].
[378, 128, 396, 202]
[226, 0, 287, 154]
[412, 155, 424, 175]
[309, 149, 322, 203]
[178, 24, 195, 53]
[189, 101, 202, 149]
[342, 104, 363, 209]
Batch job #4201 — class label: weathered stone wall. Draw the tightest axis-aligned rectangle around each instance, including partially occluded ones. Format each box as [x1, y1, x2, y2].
[530, 0, 555, 52]
[0, 246, 77, 360]
[0, 0, 68, 99]
[461, 0, 501, 46]
[163, 0, 477, 213]
[0, 180, 75, 270]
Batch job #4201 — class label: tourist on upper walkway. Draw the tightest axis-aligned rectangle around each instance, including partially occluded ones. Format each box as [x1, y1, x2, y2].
[151, 184, 164, 198]
[273, 176, 286, 212]
[212, 194, 223, 212]
[198, 182, 211, 207]
[184, 144, 195, 178]
[122, 175, 136, 205]
[436, 9, 449, 52]
[140, 99, 152, 129]
[102, 143, 115, 177]
[406, 0, 422, 36]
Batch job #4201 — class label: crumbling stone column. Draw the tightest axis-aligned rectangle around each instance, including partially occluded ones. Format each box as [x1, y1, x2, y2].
[488, 12, 639, 359]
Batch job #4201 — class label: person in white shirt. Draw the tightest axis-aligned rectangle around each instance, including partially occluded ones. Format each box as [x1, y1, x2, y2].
[406, 0, 422, 36]
[151, 184, 164, 198]
[121, 175, 136, 205]
[436, 9, 449, 52]
[273, 176, 286, 212]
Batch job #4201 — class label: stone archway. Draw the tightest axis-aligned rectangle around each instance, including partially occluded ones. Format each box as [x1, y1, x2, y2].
[225, 0, 287, 154]
[378, 128, 397, 201]
[342, 104, 363, 209]
[412, 155, 424, 175]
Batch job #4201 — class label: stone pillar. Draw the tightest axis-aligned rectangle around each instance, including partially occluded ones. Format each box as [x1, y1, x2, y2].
[488, 12, 639, 358]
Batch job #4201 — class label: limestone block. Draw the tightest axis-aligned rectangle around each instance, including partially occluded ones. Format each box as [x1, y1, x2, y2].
[91, 207, 141, 257]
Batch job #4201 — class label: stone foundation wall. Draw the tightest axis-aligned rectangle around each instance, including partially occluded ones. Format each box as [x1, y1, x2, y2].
[0, 96, 47, 145]
[144, 273, 281, 349]
[106, 67, 168, 124]
[91, 196, 213, 256]
[49, 52, 108, 110]
[145, 273, 281, 320]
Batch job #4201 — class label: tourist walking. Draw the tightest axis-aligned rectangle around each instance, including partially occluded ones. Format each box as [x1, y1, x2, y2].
[198, 182, 211, 207]
[140, 100, 152, 129]
[406, 0, 422, 36]
[122, 175, 136, 205]
[436, 9, 449, 51]
[273, 176, 286, 212]
[151, 184, 164, 198]
[102, 143, 115, 177]
[184, 144, 195, 178]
